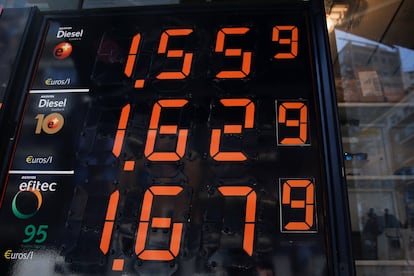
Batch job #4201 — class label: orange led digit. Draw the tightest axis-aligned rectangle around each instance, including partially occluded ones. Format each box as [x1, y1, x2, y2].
[124, 34, 145, 88]
[112, 104, 131, 157]
[272, 26, 298, 59]
[278, 101, 308, 145]
[218, 186, 256, 256]
[281, 179, 315, 231]
[124, 34, 141, 77]
[99, 190, 120, 254]
[135, 186, 184, 261]
[215, 27, 252, 78]
[210, 99, 255, 161]
[221, 99, 255, 128]
[144, 99, 189, 161]
[156, 29, 194, 80]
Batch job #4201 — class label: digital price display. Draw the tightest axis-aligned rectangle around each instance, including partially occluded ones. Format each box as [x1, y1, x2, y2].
[0, 3, 352, 275]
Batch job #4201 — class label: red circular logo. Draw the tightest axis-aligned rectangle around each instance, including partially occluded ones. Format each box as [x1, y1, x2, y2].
[47, 116, 60, 129]
[53, 42, 72, 59]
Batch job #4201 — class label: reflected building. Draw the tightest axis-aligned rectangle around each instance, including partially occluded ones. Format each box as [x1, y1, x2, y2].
[336, 30, 405, 103]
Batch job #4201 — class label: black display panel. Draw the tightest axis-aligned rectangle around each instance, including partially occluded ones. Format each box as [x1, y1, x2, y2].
[0, 8, 36, 128]
[0, 3, 352, 275]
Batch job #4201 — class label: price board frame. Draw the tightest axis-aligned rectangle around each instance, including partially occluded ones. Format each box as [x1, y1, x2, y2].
[0, 2, 354, 275]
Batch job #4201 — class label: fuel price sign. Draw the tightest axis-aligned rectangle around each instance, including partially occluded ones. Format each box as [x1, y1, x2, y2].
[0, 2, 353, 275]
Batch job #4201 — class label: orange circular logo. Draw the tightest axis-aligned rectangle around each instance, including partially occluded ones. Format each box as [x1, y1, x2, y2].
[53, 42, 72, 59]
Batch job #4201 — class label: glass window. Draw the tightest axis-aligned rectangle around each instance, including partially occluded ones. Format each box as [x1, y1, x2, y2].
[0, 0, 79, 10]
[328, 0, 414, 274]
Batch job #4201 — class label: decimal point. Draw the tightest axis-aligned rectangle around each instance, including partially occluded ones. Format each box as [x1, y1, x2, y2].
[124, 160, 135, 171]
[135, 79, 145, 88]
[112, 259, 124, 271]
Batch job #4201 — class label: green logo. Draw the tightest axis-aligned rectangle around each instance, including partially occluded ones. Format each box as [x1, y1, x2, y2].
[12, 190, 42, 219]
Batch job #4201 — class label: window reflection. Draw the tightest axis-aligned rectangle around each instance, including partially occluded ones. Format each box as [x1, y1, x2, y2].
[331, 0, 414, 274]
[0, 0, 178, 10]
[0, 0, 78, 10]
